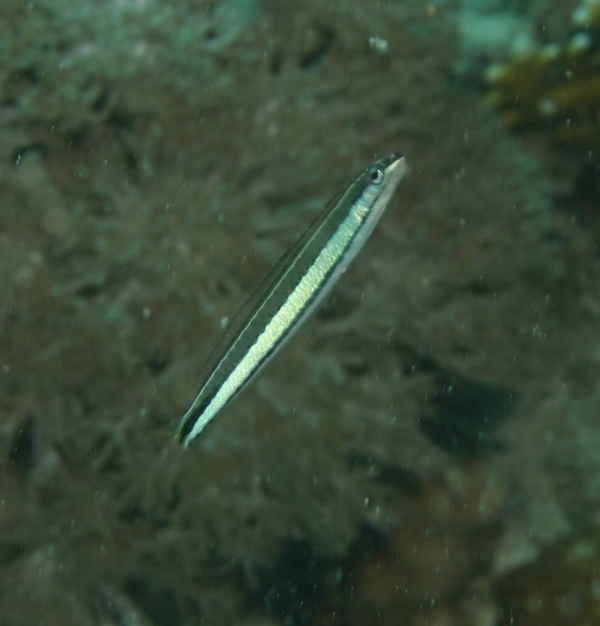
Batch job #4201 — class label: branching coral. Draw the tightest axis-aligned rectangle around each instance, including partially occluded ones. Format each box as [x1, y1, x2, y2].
[0, 0, 256, 132]
[483, 0, 600, 153]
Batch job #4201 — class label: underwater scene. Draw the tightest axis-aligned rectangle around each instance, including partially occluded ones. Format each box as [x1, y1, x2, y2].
[3, 0, 600, 624]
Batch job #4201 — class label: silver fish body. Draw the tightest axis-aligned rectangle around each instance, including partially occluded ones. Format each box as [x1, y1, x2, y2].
[176, 154, 408, 446]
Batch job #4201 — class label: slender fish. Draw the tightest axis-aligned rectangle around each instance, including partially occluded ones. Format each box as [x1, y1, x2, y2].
[176, 153, 408, 446]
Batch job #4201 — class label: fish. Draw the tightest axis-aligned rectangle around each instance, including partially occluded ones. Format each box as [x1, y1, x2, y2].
[176, 153, 408, 446]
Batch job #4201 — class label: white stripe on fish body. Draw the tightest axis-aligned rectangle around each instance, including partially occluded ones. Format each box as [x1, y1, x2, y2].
[184, 209, 360, 443]
[178, 154, 408, 447]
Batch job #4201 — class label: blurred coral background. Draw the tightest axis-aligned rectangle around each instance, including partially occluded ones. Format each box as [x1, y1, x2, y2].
[2, 0, 600, 624]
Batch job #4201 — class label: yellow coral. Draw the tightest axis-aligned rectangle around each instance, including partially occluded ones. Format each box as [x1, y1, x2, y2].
[483, 0, 600, 152]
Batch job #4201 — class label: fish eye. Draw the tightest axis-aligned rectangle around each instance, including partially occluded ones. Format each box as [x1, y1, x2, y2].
[368, 166, 384, 184]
